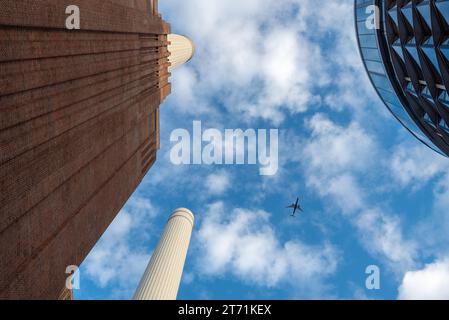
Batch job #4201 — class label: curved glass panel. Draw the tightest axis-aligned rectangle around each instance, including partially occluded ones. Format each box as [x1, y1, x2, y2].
[355, 0, 446, 156]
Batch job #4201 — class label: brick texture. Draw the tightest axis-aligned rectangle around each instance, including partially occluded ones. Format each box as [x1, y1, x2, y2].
[0, 0, 171, 299]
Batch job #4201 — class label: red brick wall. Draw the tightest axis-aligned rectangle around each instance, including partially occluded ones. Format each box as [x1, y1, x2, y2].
[0, 0, 171, 299]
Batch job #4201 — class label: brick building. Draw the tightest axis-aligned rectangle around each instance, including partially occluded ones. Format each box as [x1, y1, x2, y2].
[0, 0, 193, 299]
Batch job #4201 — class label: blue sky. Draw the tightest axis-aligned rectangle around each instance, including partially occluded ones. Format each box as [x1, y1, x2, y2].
[75, 0, 449, 300]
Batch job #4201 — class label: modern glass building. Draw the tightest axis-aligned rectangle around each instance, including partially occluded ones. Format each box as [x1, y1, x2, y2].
[355, 0, 449, 156]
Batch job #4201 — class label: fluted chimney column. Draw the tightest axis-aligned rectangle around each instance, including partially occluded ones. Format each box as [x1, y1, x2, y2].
[167, 34, 195, 71]
[133, 208, 194, 300]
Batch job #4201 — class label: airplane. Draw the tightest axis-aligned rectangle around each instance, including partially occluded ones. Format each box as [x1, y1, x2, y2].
[286, 197, 303, 217]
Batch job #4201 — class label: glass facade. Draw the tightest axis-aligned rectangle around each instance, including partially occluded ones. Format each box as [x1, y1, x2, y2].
[355, 0, 449, 156]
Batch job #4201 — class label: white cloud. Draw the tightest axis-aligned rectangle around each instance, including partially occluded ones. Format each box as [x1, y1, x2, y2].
[304, 114, 379, 176]
[355, 209, 416, 269]
[161, 0, 333, 124]
[433, 174, 449, 217]
[205, 170, 231, 195]
[387, 142, 449, 253]
[300, 115, 417, 272]
[320, 174, 365, 214]
[81, 197, 158, 298]
[195, 202, 338, 297]
[166, 0, 384, 124]
[398, 258, 449, 300]
[390, 143, 448, 189]
[156, 0, 449, 298]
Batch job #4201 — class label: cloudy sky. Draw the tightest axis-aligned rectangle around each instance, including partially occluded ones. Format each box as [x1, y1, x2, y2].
[75, 0, 449, 300]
